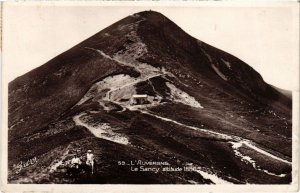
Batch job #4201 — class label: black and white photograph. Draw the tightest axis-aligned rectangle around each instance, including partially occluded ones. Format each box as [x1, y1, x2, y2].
[1, 1, 299, 192]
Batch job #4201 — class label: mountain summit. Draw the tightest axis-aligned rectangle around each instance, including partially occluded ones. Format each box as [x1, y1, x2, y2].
[8, 11, 292, 184]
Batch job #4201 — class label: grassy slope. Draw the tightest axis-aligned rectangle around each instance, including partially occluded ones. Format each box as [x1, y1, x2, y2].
[8, 102, 291, 184]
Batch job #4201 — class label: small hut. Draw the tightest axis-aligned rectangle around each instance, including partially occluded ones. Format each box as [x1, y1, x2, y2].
[130, 94, 148, 105]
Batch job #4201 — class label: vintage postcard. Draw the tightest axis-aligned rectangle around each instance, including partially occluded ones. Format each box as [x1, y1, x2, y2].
[1, 1, 299, 192]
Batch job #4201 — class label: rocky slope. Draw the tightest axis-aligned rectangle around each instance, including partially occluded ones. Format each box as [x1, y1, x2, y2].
[8, 11, 292, 184]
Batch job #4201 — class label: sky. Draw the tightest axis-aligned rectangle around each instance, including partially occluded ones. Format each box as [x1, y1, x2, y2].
[3, 2, 299, 90]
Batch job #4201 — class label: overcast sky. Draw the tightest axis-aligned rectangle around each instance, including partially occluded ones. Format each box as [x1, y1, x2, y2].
[3, 2, 299, 90]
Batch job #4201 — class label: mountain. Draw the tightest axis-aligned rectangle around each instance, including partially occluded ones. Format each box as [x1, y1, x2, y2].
[8, 11, 292, 184]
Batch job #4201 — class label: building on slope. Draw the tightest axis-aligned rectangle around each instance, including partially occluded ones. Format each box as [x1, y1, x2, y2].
[130, 94, 149, 105]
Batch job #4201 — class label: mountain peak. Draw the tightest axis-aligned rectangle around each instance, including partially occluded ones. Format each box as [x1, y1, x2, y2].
[135, 10, 169, 21]
[135, 10, 164, 16]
